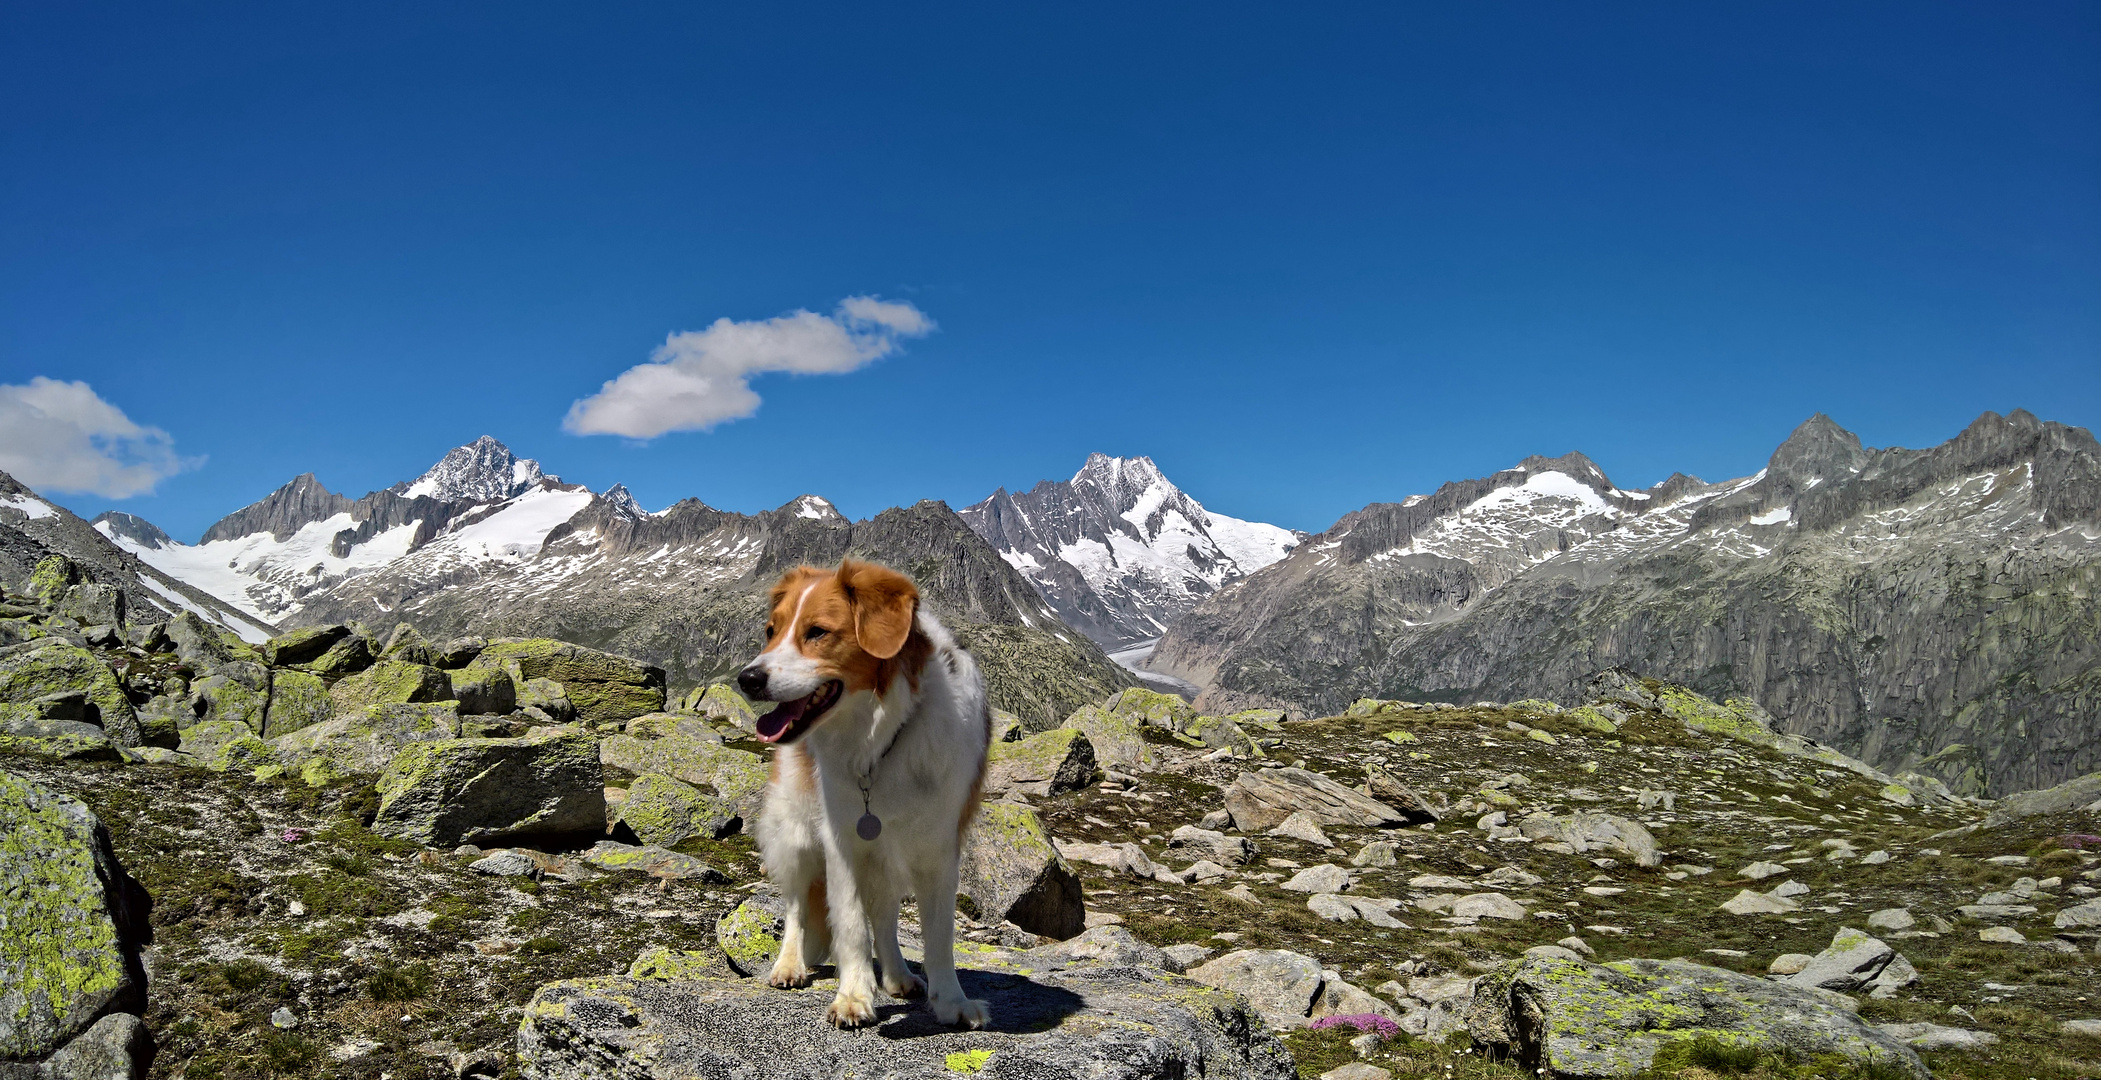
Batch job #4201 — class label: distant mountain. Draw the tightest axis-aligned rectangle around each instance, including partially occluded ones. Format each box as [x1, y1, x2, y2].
[100, 438, 1132, 725]
[959, 453, 1301, 650]
[1148, 411, 2101, 797]
[1, 472, 272, 640]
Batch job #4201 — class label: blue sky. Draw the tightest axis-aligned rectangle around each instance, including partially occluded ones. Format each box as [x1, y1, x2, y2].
[3, 2, 2095, 540]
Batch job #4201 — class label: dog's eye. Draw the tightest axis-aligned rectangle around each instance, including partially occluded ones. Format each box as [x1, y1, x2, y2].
[805, 625, 829, 641]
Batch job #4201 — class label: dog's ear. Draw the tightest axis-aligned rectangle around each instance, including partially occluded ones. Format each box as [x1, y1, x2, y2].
[837, 559, 918, 660]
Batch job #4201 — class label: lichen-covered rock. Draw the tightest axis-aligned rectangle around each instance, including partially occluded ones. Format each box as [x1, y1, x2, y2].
[260, 624, 350, 667]
[1223, 768, 1407, 831]
[163, 611, 238, 671]
[1464, 956, 1928, 1078]
[617, 772, 739, 847]
[465, 638, 665, 724]
[302, 632, 375, 677]
[985, 727, 1098, 798]
[1102, 687, 1199, 730]
[578, 841, 725, 882]
[328, 659, 451, 713]
[55, 583, 125, 629]
[0, 641, 140, 747]
[449, 664, 515, 717]
[959, 800, 1085, 940]
[260, 669, 331, 739]
[177, 720, 279, 773]
[1516, 812, 1662, 867]
[187, 667, 269, 734]
[0, 770, 148, 1064]
[29, 555, 79, 608]
[1179, 714, 1261, 758]
[268, 702, 462, 785]
[516, 934, 1293, 1080]
[677, 683, 756, 731]
[373, 731, 606, 847]
[433, 635, 487, 669]
[1062, 702, 1155, 771]
[714, 891, 785, 977]
[516, 677, 575, 723]
[379, 622, 436, 666]
[599, 732, 767, 823]
[0, 733, 121, 762]
[1167, 824, 1257, 866]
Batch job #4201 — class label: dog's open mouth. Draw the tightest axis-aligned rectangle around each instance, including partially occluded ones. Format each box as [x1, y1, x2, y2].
[755, 680, 844, 744]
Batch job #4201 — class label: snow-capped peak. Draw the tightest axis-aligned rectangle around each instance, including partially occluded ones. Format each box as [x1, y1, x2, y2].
[786, 495, 842, 521]
[602, 484, 647, 520]
[401, 436, 544, 503]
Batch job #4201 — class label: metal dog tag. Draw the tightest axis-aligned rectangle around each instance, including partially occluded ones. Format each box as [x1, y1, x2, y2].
[856, 812, 883, 841]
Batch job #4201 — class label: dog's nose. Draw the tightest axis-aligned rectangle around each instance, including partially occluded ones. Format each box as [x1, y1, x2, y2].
[736, 665, 768, 698]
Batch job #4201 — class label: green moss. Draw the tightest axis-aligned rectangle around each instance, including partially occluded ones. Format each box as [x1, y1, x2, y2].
[366, 962, 432, 1001]
[0, 733, 120, 761]
[261, 669, 331, 739]
[717, 899, 781, 973]
[945, 1049, 995, 1073]
[0, 771, 127, 1058]
[29, 555, 78, 606]
[328, 659, 451, 712]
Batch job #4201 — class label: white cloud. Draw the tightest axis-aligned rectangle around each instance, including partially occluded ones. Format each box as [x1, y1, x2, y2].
[0, 377, 198, 498]
[563, 296, 936, 439]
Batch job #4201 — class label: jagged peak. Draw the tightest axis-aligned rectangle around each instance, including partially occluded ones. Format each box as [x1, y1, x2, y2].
[1510, 452, 1614, 491]
[398, 436, 545, 503]
[601, 483, 646, 520]
[1768, 414, 1868, 481]
[90, 511, 171, 550]
[776, 494, 844, 522]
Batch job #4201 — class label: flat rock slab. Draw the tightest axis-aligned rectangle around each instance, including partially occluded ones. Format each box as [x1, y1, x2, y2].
[518, 949, 1294, 1080]
[1223, 768, 1407, 831]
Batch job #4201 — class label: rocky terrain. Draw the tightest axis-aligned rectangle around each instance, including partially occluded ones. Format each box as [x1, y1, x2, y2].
[6, 552, 2101, 1080]
[96, 439, 1131, 727]
[1149, 411, 2101, 798]
[959, 453, 1300, 651]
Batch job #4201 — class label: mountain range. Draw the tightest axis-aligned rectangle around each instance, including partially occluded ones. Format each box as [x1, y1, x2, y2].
[7, 410, 2095, 796]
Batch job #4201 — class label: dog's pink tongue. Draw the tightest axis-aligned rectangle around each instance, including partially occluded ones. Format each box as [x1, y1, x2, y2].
[756, 697, 808, 743]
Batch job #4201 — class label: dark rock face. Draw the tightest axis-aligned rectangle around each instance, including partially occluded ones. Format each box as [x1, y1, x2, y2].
[1151, 411, 2101, 796]
[959, 454, 1300, 650]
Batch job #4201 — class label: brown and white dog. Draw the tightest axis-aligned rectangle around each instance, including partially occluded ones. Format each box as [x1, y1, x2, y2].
[736, 559, 993, 1029]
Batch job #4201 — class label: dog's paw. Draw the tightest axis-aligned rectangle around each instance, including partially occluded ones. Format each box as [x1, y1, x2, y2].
[826, 990, 879, 1028]
[766, 960, 815, 989]
[931, 995, 991, 1029]
[882, 971, 926, 1000]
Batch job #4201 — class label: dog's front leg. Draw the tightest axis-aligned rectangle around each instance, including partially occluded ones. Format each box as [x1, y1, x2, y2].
[915, 856, 990, 1029]
[821, 844, 881, 1028]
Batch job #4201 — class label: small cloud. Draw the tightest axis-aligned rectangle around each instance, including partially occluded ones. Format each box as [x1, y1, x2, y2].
[0, 377, 199, 498]
[564, 296, 936, 439]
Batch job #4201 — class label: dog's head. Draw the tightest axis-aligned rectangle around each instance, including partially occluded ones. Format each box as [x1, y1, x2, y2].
[736, 559, 921, 744]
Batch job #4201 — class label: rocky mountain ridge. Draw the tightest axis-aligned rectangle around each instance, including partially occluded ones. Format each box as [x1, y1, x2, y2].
[959, 453, 1301, 650]
[1147, 410, 2101, 798]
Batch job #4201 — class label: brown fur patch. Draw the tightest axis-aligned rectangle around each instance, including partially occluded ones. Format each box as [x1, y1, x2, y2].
[759, 560, 933, 705]
[955, 699, 993, 843]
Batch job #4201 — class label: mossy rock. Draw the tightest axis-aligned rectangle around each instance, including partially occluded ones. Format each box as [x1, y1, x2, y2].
[187, 668, 269, 734]
[986, 728, 1098, 797]
[1179, 714, 1261, 758]
[29, 555, 80, 608]
[329, 659, 452, 713]
[714, 892, 785, 977]
[261, 625, 350, 667]
[0, 640, 140, 747]
[177, 720, 280, 773]
[0, 733, 120, 762]
[627, 946, 734, 982]
[0, 770, 145, 1060]
[466, 639, 666, 724]
[373, 732, 606, 847]
[56, 583, 125, 628]
[618, 772, 740, 847]
[262, 669, 332, 739]
[379, 622, 437, 666]
[600, 733, 767, 822]
[302, 633, 376, 677]
[269, 701, 462, 783]
[958, 800, 1083, 939]
[1060, 703, 1153, 771]
[450, 664, 515, 716]
[1101, 687, 1196, 730]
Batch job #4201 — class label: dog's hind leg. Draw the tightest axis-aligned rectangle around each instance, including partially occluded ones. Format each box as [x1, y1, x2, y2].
[913, 856, 990, 1029]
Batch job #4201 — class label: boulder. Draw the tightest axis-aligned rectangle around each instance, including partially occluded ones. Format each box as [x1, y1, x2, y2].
[56, 583, 125, 628]
[1451, 893, 1528, 921]
[28, 555, 79, 607]
[433, 635, 487, 669]
[177, 720, 278, 772]
[1267, 811, 1331, 847]
[1516, 812, 1662, 867]
[1167, 825, 1257, 866]
[379, 622, 437, 666]
[678, 684, 756, 731]
[1178, 714, 1260, 758]
[1062, 702, 1154, 771]
[715, 892, 786, 977]
[1281, 864, 1351, 894]
[1361, 763, 1444, 822]
[600, 732, 768, 824]
[1465, 956, 1929, 1079]
[327, 659, 452, 713]
[1186, 949, 1324, 1030]
[960, 801, 1085, 939]
[517, 678, 575, 723]
[187, 666, 269, 733]
[448, 664, 515, 717]
[260, 669, 332, 739]
[372, 731, 606, 848]
[2055, 900, 2101, 929]
[579, 842, 726, 882]
[1976, 769, 2101, 829]
[268, 702, 462, 784]
[617, 772, 741, 847]
[1101, 687, 1198, 730]
[985, 728, 1098, 798]
[1719, 890, 1801, 915]
[260, 624, 350, 667]
[1873, 1022, 1999, 1051]
[464, 639, 666, 724]
[303, 632, 375, 677]
[1028, 924, 1182, 973]
[1223, 768, 1408, 831]
[0, 770, 151, 1070]
[0, 641, 140, 747]
[1784, 928, 1916, 998]
[163, 611, 239, 671]
[517, 935, 1294, 1080]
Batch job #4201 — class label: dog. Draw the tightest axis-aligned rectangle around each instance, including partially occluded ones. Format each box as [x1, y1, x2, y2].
[736, 558, 993, 1029]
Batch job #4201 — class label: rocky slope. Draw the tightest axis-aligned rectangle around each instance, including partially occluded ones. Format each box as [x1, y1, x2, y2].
[99, 439, 1131, 726]
[960, 453, 1301, 651]
[1148, 411, 2101, 798]
[5, 587, 2098, 1080]
[2, 470, 273, 642]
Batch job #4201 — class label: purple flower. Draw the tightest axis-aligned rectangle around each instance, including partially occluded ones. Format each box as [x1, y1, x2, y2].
[2057, 833, 2101, 851]
[1308, 1013, 1400, 1039]
[280, 828, 304, 844]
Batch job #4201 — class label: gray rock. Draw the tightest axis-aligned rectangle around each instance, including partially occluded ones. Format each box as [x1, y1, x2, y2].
[2054, 899, 2101, 929]
[261, 625, 351, 667]
[616, 772, 739, 847]
[1223, 768, 1408, 831]
[1187, 949, 1325, 1030]
[469, 850, 539, 877]
[449, 665, 516, 717]
[163, 610, 235, 671]
[1058, 841, 1180, 884]
[1281, 864, 1351, 894]
[1266, 811, 1332, 847]
[1163, 944, 1215, 969]
[1768, 953, 1814, 975]
[518, 937, 1295, 1080]
[22, 1011, 151, 1080]
[1866, 908, 1915, 932]
[260, 669, 331, 740]
[1977, 769, 2101, 828]
[1517, 812, 1661, 867]
[1028, 925, 1181, 973]
[1466, 956, 1928, 1078]
[715, 892, 786, 977]
[1785, 928, 1908, 996]
[1168, 824, 1257, 866]
[1310, 974, 1399, 1022]
[372, 731, 606, 848]
[0, 641, 140, 747]
[56, 583, 124, 628]
[1450, 893, 1528, 921]
[269, 701, 463, 783]
[1978, 926, 2027, 944]
[1738, 860, 1789, 880]
[1873, 1022, 1999, 1051]
[1720, 890, 1801, 915]
[1350, 841, 1399, 868]
[0, 771, 149, 1064]
[984, 727, 1098, 798]
[1526, 945, 1585, 962]
[960, 802, 1085, 940]
[1307, 893, 1358, 922]
[578, 842, 725, 882]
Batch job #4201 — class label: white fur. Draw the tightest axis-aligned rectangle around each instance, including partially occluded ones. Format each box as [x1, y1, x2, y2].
[753, 610, 993, 1029]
